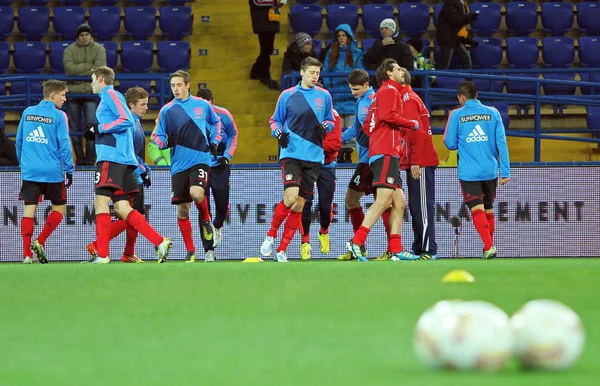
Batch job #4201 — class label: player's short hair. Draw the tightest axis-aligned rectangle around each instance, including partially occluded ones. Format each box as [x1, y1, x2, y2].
[300, 56, 322, 71]
[376, 58, 397, 86]
[347, 69, 370, 86]
[400, 67, 411, 86]
[42, 80, 67, 98]
[124, 87, 149, 107]
[196, 88, 214, 102]
[93, 66, 115, 85]
[170, 70, 190, 84]
[457, 81, 477, 99]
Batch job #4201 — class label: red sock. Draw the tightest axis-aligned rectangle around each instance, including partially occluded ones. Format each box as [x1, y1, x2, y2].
[21, 217, 34, 258]
[348, 207, 364, 233]
[472, 209, 493, 250]
[319, 227, 328, 235]
[486, 212, 495, 240]
[124, 224, 137, 255]
[195, 197, 211, 222]
[92, 219, 127, 249]
[268, 201, 291, 238]
[96, 213, 112, 258]
[382, 208, 392, 251]
[277, 210, 302, 252]
[352, 225, 371, 246]
[177, 217, 196, 252]
[126, 210, 163, 247]
[37, 211, 63, 245]
[389, 234, 402, 254]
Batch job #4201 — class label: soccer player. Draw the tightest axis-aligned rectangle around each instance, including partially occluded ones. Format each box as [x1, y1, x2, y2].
[261, 56, 334, 262]
[85, 86, 152, 263]
[89, 66, 171, 264]
[195, 87, 238, 262]
[16, 80, 74, 264]
[299, 107, 342, 260]
[153, 70, 222, 263]
[349, 59, 419, 262]
[398, 69, 440, 261]
[443, 81, 510, 259]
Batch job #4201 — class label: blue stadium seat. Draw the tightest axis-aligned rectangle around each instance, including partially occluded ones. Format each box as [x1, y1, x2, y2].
[579, 37, 600, 67]
[118, 80, 151, 94]
[580, 73, 600, 95]
[166, 0, 188, 5]
[295, 0, 318, 3]
[362, 4, 394, 38]
[505, 73, 538, 95]
[98, 0, 120, 5]
[98, 41, 118, 69]
[89, 7, 121, 41]
[542, 37, 574, 68]
[124, 6, 157, 40]
[543, 73, 576, 96]
[290, 5, 322, 37]
[49, 41, 71, 73]
[17, 7, 50, 40]
[0, 112, 5, 127]
[63, 0, 84, 5]
[332, 0, 352, 3]
[471, 37, 502, 69]
[313, 39, 322, 60]
[398, 3, 430, 38]
[0, 42, 9, 73]
[25, 0, 49, 5]
[469, 3, 501, 37]
[433, 3, 443, 27]
[541, 2, 573, 36]
[13, 41, 46, 73]
[505, 2, 538, 36]
[0, 7, 14, 40]
[121, 41, 154, 73]
[132, 0, 156, 5]
[577, 2, 600, 36]
[361, 38, 376, 53]
[403, 37, 430, 59]
[157, 41, 190, 72]
[0, 0, 13, 5]
[433, 76, 465, 90]
[489, 103, 510, 130]
[53, 7, 85, 41]
[586, 107, 600, 137]
[506, 37, 539, 69]
[326, 4, 359, 32]
[159, 6, 192, 40]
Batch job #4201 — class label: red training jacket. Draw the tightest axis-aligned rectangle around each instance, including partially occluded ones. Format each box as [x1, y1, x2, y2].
[324, 108, 343, 165]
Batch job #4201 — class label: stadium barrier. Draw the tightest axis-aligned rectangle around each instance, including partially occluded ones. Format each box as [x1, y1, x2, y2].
[1, 165, 598, 262]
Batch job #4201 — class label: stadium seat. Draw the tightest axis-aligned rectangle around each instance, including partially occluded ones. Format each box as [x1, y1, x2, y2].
[326, 4, 359, 33]
[471, 37, 502, 69]
[469, 3, 501, 37]
[312, 39, 322, 61]
[118, 80, 151, 94]
[13, 42, 46, 73]
[53, 7, 86, 41]
[0, 42, 9, 73]
[505, 73, 538, 95]
[0, 7, 14, 40]
[63, 0, 84, 5]
[133, 0, 156, 5]
[433, 3, 443, 27]
[578, 2, 600, 36]
[489, 103, 510, 130]
[124, 6, 157, 40]
[472, 78, 504, 93]
[543, 73, 576, 96]
[542, 37, 574, 68]
[98, 0, 119, 5]
[159, 6, 193, 40]
[17, 7, 51, 40]
[362, 4, 394, 38]
[157, 41, 190, 72]
[585, 107, 600, 137]
[361, 38, 376, 53]
[541, 2, 573, 37]
[397, 3, 430, 38]
[89, 7, 121, 41]
[98, 41, 118, 69]
[403, 37, 430, 59]
[295, 0, 318, 3]
[0, 0, 13, 5]
[289, 5, 322, 37]
[433, 76, 464, 90]
[49, 41, 71, 73]
[580, 73, 600, 95]
[579, 37, 600, 68]
[26, 0, 49, 5]
[121, 41, 154, 73]
[506, 37, 539, 69]
[0, 112, 5, 127]
[505, 2, 538, 36]
[166, 0, 188, 5]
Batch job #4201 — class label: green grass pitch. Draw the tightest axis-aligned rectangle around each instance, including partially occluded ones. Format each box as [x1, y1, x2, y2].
[0, 259, 599, 386]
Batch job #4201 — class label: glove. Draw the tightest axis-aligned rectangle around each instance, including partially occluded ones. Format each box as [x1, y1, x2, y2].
[210, 143, 219, 158]
[468, 12, 479, 22]
[166, 133, 177, 148]
[411, 120, 420, 130]
[65, 173, 73, 189]
[274, 129, 290, 148]
[316, 122, 328, 139]
[83, 124, 98, 140]
[218, 157, 229, 168]
[140, 172, 151, 188]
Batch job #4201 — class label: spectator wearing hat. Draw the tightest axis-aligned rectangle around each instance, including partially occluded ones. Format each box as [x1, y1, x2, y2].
[364, 18, 414, 73]
[63, 23, 106, 166]
[436, 0, 478, 69]
[282, 32, 316, 76]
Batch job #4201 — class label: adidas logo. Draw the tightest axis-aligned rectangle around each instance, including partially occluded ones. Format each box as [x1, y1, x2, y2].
[26, 126, 49, 144]
[466, 124, 488, 143]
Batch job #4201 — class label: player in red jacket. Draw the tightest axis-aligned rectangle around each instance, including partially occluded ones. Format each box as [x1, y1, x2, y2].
[299, 108, 342, 259]
[348, 59, 419, 262]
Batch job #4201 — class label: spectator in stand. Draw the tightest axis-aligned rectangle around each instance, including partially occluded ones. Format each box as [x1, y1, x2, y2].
[407, 38, 436, 88]
[364, 19, 414, 73]
[322, 24, 365, 130]
[0, 126, 19, 167]
[282, 33, 316, 77]
[436, 0, 478, 70]
[63, 23, 106, 166]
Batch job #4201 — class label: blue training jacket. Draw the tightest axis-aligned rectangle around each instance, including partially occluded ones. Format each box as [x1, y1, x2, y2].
[132, 115, 150, 184]
[269, 84, 334, 164]
[443, 99, 510, 181]
[153, 95, 222, 175]
[95, 85, 137, 166]
[341, 87, 375, 164]
[16, 100, 74, 183]
[210, 104, 238, 168]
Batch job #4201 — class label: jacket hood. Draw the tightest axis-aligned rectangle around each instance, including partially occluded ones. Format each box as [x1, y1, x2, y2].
[334, 24, 355, 42]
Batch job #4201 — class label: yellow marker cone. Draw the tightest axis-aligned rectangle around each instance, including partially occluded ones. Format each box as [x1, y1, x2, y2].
[442, 269, 475, 283]
[242, 257, 264, 263]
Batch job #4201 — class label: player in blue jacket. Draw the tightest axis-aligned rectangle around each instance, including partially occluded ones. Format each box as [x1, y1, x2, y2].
[152, 70, 222, 263]
[16, 80, 73, 264]
[88, 66, 171, 264]
[443, 81, 510, 259]
[261, 56, 334, 262]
